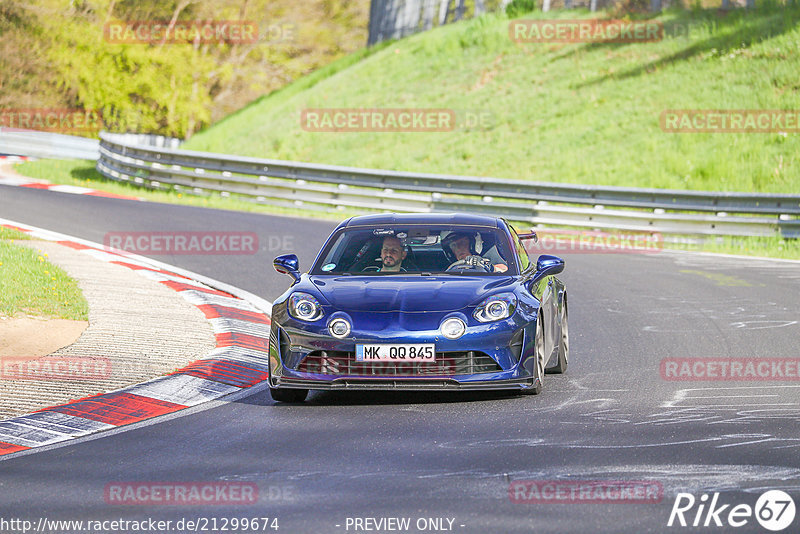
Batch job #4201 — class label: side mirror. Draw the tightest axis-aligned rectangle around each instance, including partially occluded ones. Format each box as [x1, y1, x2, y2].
[274, 254, 301, 282]
[535, 254, 564, 276]
[518, 230, 538, 244]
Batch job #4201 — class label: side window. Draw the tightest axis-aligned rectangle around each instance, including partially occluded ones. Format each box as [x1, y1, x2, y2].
[510, 226, 532, 272]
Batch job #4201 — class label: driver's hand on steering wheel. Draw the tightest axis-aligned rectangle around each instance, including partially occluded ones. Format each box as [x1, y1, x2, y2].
[447, 254, 492, 272]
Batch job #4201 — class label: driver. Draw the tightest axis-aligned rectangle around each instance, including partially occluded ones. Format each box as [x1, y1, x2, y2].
[445, 233, 474, 262]
[379, 235, 406, 272]
[442, 231, 507, 273]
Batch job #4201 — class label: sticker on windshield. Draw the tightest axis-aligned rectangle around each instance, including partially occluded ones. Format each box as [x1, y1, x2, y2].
[322, 263, 336, 271]
[373, 228, 395, 236]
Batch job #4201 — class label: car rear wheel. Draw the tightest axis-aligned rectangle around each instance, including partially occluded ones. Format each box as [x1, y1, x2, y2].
[522, 313, 545, 395]
[270, 388, 308, 403]
[547, 295, 568, 374]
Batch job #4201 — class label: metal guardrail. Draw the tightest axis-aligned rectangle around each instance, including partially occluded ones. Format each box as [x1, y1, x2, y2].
[0, 129, 100, 160]
[97, 131, 800, 237]
[97, 133, 182, 150]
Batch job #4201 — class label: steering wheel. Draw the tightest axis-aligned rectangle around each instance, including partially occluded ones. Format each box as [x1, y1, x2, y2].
[446, 255, 492, 272]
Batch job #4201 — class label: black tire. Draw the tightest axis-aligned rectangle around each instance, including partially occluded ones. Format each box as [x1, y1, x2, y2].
[270, 388, 308, 403]
[546, 295, 569, 374]
[521, 313, 545, 395]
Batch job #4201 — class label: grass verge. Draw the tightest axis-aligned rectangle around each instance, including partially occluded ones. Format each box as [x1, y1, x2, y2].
[184, 4, 800, 194]
[0, 227, 89, 320]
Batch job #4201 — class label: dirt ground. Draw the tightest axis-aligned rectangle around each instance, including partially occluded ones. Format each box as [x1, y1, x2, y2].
[0, 315, 88, 359]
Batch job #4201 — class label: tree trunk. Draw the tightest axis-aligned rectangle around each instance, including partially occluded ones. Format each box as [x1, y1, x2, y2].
[368, 0, 384, 45]
[438, 0, 450, 25]
[238, 0, 250, 20]
[454, 0, 466, 21]
[104, 0, 116, 23]
[159, 0, 194, 48]
[422, 0, 436, 30]
[399, 0, 422, 37]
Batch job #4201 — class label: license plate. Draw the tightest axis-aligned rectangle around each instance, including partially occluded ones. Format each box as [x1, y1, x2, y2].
[355, 344, 435, 362]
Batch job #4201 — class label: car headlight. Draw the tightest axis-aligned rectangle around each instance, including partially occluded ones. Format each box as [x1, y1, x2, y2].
[441, 317, 466, 339]
[474, 293, 516, 323]
[329, 317, 351, 338]
[288, 292, 322, 321]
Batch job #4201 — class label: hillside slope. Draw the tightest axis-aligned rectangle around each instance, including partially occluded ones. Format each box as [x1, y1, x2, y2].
[0, 0, 368, 138]
[185, 6, 800, 193]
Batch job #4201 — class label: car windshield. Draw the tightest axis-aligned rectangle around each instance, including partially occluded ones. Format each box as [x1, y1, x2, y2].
[311, 225, 517, 275]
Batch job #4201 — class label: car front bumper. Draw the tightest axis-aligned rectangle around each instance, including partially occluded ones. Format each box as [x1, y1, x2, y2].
[269, 376, 534, 391]
[268, 313, 538, 391]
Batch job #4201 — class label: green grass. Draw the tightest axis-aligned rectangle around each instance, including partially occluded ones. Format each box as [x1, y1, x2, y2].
[668, 234, 800, 259]
[0, 227, 89, 320]
[184, 4, 800, 194]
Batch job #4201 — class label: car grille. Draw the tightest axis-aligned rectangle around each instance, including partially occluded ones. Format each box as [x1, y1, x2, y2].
[296, 350, 501, 376]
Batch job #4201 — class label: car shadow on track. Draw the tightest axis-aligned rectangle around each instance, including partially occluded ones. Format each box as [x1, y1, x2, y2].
[239, 388, 525, 406]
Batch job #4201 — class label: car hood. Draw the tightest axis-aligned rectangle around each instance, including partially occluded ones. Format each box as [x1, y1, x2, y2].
[309, 275, 515, 313]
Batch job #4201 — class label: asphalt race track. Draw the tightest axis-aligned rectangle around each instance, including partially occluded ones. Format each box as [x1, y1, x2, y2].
[2, 184, 799, 533]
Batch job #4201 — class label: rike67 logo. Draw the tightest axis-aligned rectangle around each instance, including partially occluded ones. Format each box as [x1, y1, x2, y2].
[668, 490, 796, 531]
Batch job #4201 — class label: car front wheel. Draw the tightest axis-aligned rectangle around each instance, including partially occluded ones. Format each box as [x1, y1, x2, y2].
[547, 295, 568, 374]
[521, 313, 545, 395]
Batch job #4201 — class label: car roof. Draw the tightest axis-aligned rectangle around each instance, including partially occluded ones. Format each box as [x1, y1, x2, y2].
[343, 212, 501, 228]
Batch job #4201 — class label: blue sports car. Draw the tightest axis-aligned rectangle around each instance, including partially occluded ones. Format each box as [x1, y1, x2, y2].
[268, 213, 568, 402]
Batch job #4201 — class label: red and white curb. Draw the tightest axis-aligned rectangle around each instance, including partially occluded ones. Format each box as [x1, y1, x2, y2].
[0, 167, 142, 201]
[0, 219, 273, 458]
[0, 155, 31, 162]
